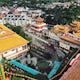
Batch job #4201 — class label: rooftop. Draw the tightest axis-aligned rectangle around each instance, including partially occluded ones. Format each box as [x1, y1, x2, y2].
[36, 17, 44, 23]
[32, 23, 47, 28]
[0, 24, 29, 53]
[60, 60, 80, 80]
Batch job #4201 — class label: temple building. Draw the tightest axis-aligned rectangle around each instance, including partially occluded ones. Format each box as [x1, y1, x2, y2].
[30, 17, 47, 32]
[59, 21, 80, 46]
[70, 21, 80, 37]
[0, 24, 29, 60]
[52, 21, 80, 46]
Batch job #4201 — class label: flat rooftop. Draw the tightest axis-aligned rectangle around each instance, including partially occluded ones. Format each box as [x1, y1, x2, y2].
[0, 24, 29, 53]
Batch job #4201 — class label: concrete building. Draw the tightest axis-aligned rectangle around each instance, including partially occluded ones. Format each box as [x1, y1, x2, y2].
[0, 24, 29, 60]
[1, 7, 9, 14]
[2, 14, 35, 26]
[52, 2, 71, 7]
[28, 9, 42, 17]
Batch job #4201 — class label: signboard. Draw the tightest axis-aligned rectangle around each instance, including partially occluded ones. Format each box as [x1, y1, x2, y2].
[59, 42, 70, 50]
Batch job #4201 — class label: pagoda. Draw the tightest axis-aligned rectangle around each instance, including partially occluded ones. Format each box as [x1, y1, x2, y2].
[30, 17, 47, 32]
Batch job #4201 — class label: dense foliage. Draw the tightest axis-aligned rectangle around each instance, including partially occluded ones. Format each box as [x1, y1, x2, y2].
[4, 23, 32, 41]
[12, 77, 23, 80]
[0, 0, 77, 7]
[45, 3, 80, 25]
[0, 0, 27, 7]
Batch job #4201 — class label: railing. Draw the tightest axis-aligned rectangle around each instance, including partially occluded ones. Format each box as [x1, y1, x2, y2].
[9, 59, 41, 75]
[5, 71, 37, 80]
[6, 48, 29, 60]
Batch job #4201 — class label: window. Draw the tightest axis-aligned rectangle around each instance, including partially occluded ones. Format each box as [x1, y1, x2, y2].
[18, 47, 22, 51]
[12, 49, 15, 51]
[23, 45, 26, 50]
[4, 18, 6, 20]
[4, 52, 7, 54]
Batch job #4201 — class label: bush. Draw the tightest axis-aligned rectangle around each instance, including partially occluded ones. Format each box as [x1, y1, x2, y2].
[13, 26, 22, 34]
[25, 36, 32, 41]
[19, 30, 25, 38]
[12, 76, 23, 80]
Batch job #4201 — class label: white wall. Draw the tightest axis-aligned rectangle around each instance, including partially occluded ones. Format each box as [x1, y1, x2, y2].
[0, 54, 2, 60]
[2, 44, 28, 59]
[3, 49, 16, 57]
[18, 46, 23, 52]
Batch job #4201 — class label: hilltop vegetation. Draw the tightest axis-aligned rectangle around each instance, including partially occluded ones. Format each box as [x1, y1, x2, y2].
[0, 0, 77, 7]
[45, 3, 80, 24]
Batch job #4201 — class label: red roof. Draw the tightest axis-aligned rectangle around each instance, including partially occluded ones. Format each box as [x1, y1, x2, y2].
[60, 60, 80, 80]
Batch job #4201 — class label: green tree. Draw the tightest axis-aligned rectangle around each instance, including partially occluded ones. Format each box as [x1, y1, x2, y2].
[18, 0, 27, 7]
[51, 3, 80, 25]
[19, 29, 25, 38]
[13, 26, 22, 34]
[12, 76, 23, 80]
[25, 36, 32, 41]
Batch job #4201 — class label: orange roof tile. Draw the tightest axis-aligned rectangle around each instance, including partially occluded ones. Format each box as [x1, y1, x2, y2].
[36, 17, 44, 23]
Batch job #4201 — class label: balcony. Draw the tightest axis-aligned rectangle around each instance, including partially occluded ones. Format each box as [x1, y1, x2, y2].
[6, 47, 29, 60]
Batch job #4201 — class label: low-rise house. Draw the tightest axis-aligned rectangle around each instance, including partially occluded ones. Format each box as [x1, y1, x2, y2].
[16, 7, 26, 12]
[28, 9, 43, 17]
[44, 2, 71, 9]
[52, 2, 71, 7]
[1, 7, 9, 14]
